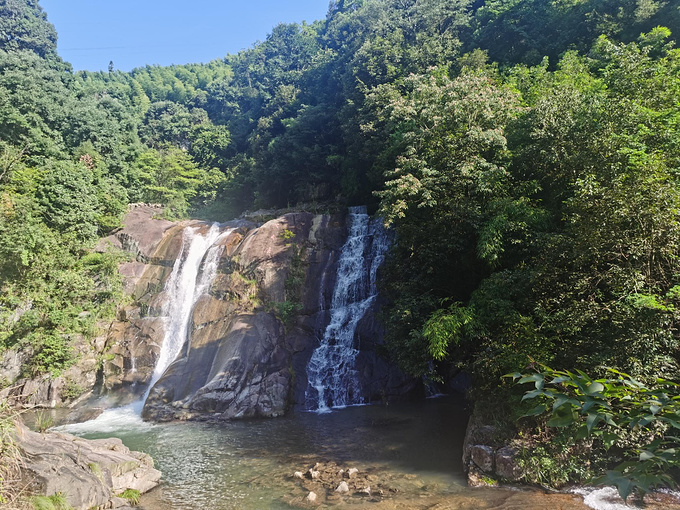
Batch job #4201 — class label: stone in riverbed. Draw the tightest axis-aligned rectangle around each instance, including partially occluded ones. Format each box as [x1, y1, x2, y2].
[306, 491, 317, 502]
[356, 486, 371, 496]
[336, 481, 350, 493]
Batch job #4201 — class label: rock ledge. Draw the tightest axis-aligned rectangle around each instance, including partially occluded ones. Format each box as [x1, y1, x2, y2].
[15, 421, 161, 510]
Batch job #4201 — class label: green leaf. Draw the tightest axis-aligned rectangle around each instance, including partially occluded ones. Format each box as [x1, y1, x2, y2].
[602, 431, 619, 448]
[518, 374, 544, 386]
[605, 471, 635, 502]
[639, 450, 655, 461]
[585, 382, 605, 395]
[521, 389, 546, 401]
[547, 407, 575, 428]
[504, 372, 523, 381]
[523, 404, 548, 417]
[549, 376, 572, 384]
[552, 394, 572, 411]
[586, 412, 601, 433]
[575, 424, 589, 440]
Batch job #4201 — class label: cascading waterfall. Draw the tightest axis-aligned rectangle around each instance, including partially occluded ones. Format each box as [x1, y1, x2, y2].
[305, 206, 390, 412]
[143, 223, 230, 401]
[61, 223, 229, 433]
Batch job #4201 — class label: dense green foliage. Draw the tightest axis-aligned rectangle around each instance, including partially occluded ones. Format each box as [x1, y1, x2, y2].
[512, 367, 680, 501]
[1, 0, 680, 490]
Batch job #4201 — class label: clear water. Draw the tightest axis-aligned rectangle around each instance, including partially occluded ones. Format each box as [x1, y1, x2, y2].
[59, 397, 630, 510]
[66, 397, 470, 509]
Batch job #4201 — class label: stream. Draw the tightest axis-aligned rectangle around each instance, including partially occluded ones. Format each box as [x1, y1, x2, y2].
[53, 395, 639, 510]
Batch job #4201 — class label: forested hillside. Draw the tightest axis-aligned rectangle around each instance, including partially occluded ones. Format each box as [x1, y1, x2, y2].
[2, 0, 680, 489]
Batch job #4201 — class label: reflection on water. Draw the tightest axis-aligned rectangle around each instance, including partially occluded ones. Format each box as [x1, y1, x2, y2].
[60, 396, 601, 510]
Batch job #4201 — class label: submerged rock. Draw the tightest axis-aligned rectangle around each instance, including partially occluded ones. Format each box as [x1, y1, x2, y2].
[292, 461, 388, 505]
[15, 421, 161, 510]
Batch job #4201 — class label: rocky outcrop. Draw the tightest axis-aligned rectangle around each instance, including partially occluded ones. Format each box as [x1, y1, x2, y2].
[140, 211, 412, 421]
[122, 210, 414, 421]
[0, 334, 103, 411]
[95, 203, 175, 293]
[15, 421, 160, 509]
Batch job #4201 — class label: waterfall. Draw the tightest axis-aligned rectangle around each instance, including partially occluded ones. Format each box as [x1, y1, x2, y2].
[144, 223, 230, 401]
[59, 223, 229, 433]
[305, 206, 390, 412]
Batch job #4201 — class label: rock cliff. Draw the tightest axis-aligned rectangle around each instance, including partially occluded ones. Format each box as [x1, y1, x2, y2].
[0, 206, 413, 419]
[111, 209, 412, 421]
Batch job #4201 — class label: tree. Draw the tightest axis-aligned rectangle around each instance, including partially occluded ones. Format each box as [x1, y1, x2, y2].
[0, 0, 58, 57]
[368, 68, 521, 376]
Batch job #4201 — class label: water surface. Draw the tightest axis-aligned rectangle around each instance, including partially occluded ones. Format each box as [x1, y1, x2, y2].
[65, 396, 603, 509]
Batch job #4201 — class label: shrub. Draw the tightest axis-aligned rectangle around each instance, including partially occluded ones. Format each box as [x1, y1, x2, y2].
[509, 367, 680, 501]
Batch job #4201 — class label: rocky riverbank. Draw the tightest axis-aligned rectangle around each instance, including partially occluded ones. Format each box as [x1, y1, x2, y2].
[13, 420, 161, 510]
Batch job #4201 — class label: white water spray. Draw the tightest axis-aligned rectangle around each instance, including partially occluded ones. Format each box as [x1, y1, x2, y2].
[60, 223, 229, 433]
[143, 224, 229, 401]
[305, 206, 389, 412]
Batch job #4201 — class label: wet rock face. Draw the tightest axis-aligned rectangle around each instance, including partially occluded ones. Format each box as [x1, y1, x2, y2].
[141, 213, 337, 420]
[82, 208, 412, 421]
[15, 421, 160, 510]
[101, 220, 187, 403]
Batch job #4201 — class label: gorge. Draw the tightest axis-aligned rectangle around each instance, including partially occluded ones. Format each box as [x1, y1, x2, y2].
[3, 0, 680, 506]
[6, 205, 680, 510]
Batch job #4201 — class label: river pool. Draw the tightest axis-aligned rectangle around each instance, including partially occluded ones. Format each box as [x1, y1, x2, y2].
[54, 395, 680, 510]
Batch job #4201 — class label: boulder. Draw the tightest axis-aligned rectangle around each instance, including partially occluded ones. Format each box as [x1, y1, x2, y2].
[470, 444, 495, 472]
[495, 446, 522, 481]
[15, 421, 161, 510]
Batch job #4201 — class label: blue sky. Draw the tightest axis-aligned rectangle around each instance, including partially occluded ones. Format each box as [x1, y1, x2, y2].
[39, 1, 331, 72]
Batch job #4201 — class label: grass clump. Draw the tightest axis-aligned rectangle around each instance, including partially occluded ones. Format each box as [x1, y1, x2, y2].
[30, 493, 72, 510]
[34, 411, 53, 433]
[0, 399, 21, 507]
[119, 488, 141, 505]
